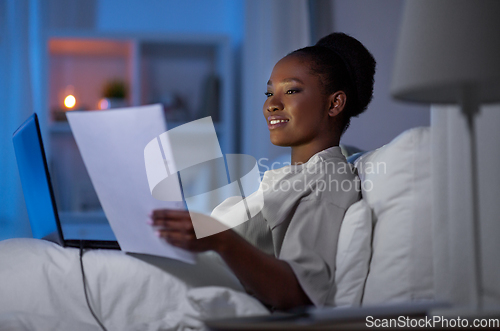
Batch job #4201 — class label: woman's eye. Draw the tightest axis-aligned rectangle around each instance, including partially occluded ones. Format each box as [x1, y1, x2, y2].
[286, 89, 300, 94]
[265, 92, 273, 97]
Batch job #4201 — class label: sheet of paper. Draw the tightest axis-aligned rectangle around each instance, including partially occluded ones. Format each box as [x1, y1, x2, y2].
[67, 105, 195, 264]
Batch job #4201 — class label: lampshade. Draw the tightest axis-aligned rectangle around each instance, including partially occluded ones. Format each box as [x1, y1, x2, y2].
[391, 0, 500, 104]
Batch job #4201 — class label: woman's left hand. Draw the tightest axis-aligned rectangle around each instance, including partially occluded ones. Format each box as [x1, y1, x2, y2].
[150, 209, 225, 253]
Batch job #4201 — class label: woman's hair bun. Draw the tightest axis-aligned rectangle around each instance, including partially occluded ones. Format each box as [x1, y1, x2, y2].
[315, 32, 376, 117]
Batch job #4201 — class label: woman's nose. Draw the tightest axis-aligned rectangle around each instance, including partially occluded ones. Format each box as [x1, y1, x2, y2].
[267, 105, 279, 112]
[266, 97, 282, 112]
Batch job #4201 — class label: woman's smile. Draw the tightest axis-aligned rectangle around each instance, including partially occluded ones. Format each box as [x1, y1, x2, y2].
[267, 115, 290, 129]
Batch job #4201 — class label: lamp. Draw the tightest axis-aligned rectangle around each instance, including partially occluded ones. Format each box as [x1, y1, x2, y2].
[391, 0, 500, 310]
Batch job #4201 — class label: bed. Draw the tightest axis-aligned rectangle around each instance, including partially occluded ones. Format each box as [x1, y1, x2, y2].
[0, 239, 268, 330]
[0, 127, 434, 330]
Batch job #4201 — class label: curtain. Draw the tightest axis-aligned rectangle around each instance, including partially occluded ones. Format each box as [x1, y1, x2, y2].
[241, 0, 310, 168]
[0, 0, 46, 239]
[431, 105, 500, 307]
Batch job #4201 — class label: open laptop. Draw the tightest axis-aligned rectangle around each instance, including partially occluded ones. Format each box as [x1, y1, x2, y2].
[13, 113, 120, 250]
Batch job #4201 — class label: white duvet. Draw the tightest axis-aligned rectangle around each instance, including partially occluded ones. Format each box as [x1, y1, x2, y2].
[0, 239, 269, 331]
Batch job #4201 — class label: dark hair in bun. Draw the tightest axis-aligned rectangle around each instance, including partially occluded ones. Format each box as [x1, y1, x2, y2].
[289, 32, 376, 134]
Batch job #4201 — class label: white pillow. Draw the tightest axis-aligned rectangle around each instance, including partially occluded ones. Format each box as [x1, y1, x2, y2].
[334, 199, 372, 306]
[355, 127, 434, 305]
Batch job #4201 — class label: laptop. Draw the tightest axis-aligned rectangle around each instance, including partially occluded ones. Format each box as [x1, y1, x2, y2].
[13, 113, 120, 250]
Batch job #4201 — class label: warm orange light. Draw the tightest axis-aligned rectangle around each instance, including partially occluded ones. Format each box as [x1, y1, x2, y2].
[64, 95, 76, 109]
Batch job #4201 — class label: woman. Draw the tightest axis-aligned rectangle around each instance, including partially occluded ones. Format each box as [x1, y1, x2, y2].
[151, 32, 376, 310]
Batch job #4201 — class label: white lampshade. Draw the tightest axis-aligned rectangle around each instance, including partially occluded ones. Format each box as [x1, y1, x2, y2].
[391, 0, 500, 104]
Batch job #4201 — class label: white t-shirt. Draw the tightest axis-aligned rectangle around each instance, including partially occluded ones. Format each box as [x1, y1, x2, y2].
[227, 146, 361, 307]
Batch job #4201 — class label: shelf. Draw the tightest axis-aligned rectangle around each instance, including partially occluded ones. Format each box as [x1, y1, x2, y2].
[49, 39, 131, 57]
[46, 33, 234, 223]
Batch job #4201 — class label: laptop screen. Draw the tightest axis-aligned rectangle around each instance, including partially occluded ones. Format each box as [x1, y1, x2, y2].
[13, 114, 63, 241]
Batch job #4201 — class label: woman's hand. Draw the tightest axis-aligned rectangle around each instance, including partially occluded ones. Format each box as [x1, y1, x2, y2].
[150, 209, 311, 309]
[150, 209, 226, 253]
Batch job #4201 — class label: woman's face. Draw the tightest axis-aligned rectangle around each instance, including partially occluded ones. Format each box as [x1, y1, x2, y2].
[263, 55, 334, 148]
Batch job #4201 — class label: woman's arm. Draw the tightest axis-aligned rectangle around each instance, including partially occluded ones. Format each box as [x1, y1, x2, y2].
[151, 209, 312, 310]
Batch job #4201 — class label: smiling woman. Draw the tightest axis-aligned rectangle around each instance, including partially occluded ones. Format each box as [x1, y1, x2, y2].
[263, 33, 375, 166]
[264, 55, 345, 163]
[151, 32, 376, 310]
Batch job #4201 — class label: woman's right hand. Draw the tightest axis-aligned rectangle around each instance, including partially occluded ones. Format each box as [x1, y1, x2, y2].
[149, 209, 230, 253]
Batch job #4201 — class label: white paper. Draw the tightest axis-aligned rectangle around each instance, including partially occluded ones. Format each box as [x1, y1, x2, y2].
[67, 105, 195, 264]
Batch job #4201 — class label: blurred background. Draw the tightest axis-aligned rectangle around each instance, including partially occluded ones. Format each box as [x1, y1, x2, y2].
[0, 0, 429, 240]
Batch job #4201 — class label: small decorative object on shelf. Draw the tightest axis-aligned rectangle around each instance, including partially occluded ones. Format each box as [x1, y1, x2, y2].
[98, 79, 129, 110]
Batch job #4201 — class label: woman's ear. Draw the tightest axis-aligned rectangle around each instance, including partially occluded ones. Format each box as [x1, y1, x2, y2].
[328, 91, 346, 117]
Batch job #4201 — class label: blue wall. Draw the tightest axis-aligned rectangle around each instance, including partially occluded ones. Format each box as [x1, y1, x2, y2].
[0, 0, 245, 240]
[333, 0, 430, 151]
[97, 0, 244, 45]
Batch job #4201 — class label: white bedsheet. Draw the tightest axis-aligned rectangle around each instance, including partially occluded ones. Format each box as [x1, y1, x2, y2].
[0, 239, 269, 330]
